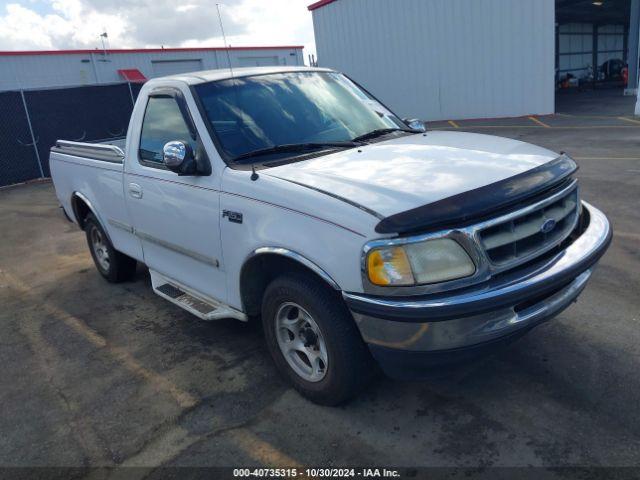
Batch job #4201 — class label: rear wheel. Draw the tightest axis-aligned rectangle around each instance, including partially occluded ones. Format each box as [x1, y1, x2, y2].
[85, 213, 137, 283]
[262, 272, 374, 405]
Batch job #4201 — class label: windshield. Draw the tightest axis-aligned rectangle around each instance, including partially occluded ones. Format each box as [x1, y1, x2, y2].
[194, 71, 406, 162]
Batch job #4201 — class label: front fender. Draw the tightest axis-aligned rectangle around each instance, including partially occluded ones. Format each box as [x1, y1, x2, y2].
[243, 247, 341, 290]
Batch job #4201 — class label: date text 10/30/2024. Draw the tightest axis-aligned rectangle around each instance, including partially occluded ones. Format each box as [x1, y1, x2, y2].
[233, 468, 402, 478]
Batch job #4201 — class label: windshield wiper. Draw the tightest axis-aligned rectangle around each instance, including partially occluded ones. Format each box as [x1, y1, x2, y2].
[233, 142, 359, 163]
[351, 127, 418, 143]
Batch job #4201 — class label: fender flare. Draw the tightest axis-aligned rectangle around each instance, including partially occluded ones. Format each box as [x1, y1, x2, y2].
[242, 247, 341, 290]
[70, 191, 114, 244]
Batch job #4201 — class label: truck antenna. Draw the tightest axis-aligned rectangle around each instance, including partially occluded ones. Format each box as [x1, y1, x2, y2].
[216, 4, 235, 80]
[250, 164, 259, 181]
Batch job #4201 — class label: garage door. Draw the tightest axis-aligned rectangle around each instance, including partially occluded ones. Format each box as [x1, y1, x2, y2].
[151, 59, 204, 77]
[237, 56, 281, 67]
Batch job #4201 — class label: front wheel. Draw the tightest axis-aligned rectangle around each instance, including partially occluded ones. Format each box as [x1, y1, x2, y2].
[262, 272, 374, 405]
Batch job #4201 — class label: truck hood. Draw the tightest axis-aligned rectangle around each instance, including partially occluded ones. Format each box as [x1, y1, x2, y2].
[263, 131, 560, 219]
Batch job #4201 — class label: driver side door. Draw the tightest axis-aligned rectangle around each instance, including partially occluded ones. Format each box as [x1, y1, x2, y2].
[124, 87, 227, 303]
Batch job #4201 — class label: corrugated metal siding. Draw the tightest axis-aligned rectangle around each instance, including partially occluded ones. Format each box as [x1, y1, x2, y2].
[313, 0, 555, 120]
[597, 24, 626, 66]
[0, 48, 304, 91]
[151, 59, 205, 76]
[558, 23, 626, 79]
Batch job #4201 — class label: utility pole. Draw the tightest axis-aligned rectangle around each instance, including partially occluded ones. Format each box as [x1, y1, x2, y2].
[100, 31, 109, 58]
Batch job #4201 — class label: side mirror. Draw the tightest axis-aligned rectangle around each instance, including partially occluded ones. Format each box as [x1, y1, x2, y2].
[403, 118, 427, 132]
[163, 141, 197, 175]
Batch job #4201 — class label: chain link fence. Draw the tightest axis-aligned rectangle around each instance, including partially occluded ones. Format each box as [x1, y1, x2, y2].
[0, 82, 143, 187]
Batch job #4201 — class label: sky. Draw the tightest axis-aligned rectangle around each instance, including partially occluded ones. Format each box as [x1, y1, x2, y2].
[0, 0, 317, 59]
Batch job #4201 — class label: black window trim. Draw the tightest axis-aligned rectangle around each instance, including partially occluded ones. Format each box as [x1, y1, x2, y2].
[138, 87, 200, 171]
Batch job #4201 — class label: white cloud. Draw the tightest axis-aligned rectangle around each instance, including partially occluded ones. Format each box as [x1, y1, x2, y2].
[0, 1, 126, 50]
[0, 0, 316, 58]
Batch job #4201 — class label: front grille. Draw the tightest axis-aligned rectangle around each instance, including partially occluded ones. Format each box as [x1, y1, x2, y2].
[478, 186, 579, 267]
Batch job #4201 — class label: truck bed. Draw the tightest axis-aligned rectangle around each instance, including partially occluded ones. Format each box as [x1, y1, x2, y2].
[51, 139, 126, 164]
[49, 134, 147, 265]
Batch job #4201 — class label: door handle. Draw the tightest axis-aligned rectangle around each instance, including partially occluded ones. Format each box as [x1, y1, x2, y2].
[128, 183, 143, 199]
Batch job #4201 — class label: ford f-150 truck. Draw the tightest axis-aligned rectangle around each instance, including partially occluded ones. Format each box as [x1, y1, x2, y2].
[50, 66, 611, 405]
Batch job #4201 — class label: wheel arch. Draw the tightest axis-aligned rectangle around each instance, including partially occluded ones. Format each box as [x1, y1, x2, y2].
[70, 191, 99, 230]
[239, 247, 341, 317]
[69, 192, 115, 245]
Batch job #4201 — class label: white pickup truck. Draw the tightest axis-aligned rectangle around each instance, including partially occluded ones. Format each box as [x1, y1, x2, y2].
[51, 66, 611, 405]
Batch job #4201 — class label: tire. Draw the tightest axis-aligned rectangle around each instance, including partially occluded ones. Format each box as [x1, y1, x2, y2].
[85, 213, 137, 283]
[262, 272, 374, 405]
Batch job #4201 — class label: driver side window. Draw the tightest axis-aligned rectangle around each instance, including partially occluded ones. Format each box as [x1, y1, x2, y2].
[139, 96, 195, 165]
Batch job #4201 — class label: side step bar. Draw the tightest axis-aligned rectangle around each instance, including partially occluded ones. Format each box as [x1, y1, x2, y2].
[150, 271, 247, 322]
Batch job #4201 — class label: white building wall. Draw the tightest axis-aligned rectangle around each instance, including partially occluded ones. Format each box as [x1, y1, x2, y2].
[0, 47, 304, 91]
[312, 0, 555, 121]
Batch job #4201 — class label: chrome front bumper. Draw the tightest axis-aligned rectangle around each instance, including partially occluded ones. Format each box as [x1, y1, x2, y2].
[343, 202, 611, 369]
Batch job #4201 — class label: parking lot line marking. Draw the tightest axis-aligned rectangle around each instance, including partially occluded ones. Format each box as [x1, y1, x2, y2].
[115, 424, 308, 474]
[114, 425, 199, 470]
[229, 428, 304, 469]
[1, 269, 198, 409]
[558, 113, 633, 119]
[448, 120, 460, 128]
[618, 116, 640, 125]
[111, 346, 198, 408]
[529, 116, 551, 128]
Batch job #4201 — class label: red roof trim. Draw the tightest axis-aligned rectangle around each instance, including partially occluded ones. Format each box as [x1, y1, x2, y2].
[117, 69, 147, 82]
[308, 0, 338, 11]
[0, 45, 304, 56]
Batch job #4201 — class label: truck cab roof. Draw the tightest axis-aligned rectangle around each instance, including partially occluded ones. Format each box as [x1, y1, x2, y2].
[146, 66, 334, 87]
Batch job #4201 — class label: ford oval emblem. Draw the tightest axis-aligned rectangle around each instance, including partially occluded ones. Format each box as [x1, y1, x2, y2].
[541, 219, 557, 234]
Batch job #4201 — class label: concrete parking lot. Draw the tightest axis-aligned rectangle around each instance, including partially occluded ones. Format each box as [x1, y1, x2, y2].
[1, 92, 639, 477]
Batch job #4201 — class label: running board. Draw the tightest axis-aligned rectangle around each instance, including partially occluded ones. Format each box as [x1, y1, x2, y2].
[150, 271, 247, 322]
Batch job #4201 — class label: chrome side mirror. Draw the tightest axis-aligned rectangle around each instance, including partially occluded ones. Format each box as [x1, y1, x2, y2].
[403, 118, 427, 132]
[163, 141, 196, 175]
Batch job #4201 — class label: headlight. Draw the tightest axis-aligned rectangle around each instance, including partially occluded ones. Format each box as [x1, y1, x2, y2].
[366, 238, 475, 286]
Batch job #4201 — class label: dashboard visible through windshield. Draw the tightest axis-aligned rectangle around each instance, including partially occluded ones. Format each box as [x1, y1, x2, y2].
[194, 71, 407, 164]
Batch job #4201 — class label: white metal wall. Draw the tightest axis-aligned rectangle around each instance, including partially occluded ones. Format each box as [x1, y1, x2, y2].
[312, 0, 555, 121]
[0, 47, 304, 91]
[151, 59, 204, 77]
